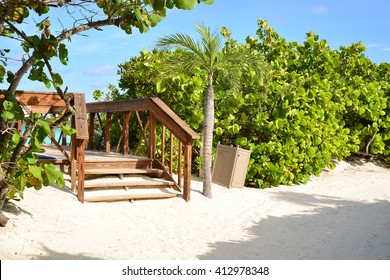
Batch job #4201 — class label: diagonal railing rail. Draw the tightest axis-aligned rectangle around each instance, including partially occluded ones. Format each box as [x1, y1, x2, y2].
[85, 97, 200, 201]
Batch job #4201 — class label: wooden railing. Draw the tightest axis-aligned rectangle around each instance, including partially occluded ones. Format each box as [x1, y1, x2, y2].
[85, 97, 200, 201]
[1, 90, 89, 202]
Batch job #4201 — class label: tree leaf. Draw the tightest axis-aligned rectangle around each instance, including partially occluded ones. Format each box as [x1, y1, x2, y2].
[1, 111, 14, 119]
[29, 165, 43, 181]
[11, 132, 20, 144]
[52, 73, 63, 87]
[37, 119, 51, 135]
[60, 125, 76, 136]
[174, 0, 197, 10]
[58, 43, 68, 65]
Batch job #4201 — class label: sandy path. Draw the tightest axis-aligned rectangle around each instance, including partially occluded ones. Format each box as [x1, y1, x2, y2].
[0, 160, 389, 260]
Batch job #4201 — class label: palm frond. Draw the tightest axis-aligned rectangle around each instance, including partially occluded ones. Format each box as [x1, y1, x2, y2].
[161, 51, 204, 76]
[195, 23, 224, 69]
[156, 32, 207, 65]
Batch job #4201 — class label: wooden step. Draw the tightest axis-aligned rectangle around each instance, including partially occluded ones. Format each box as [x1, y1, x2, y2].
[84, 168, 163, 176]
[84, 158, 153, 170]
[83, 175, 175, 189]
[84, 187, 180, 202]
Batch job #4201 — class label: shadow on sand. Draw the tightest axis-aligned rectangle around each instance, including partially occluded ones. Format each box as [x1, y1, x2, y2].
[198, 192, 390, 260]
[30, 243, 104, 260]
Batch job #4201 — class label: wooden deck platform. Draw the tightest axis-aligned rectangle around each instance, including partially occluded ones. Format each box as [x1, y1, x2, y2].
[39, 144, 181, 202]
[40, 144, 145, 162]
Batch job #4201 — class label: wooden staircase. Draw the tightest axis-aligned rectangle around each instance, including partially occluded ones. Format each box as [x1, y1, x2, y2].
[11, 91, 199, 203]
[80, 158, 181, 202]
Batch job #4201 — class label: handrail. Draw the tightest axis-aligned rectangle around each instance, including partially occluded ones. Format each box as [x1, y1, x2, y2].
[85, 97, 199, 201]
[86, 98, 199, 143]
[1, 90, 88, 202]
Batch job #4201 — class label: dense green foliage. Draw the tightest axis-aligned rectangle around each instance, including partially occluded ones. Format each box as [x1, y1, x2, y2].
[118, 19, 390, 188]
[0, 0, 213, 209]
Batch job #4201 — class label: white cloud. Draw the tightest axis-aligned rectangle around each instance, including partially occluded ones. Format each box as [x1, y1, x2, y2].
[366, 43, 385, 48]
[91, 81, 109, 88]
[84, 65, 118, 76]
[310, 5, 329, 15]
[382, 47, 390, 51]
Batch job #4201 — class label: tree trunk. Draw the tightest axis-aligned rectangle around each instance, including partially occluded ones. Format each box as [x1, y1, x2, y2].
[202, 74, 214, 198]
[0, 179, 9, 211]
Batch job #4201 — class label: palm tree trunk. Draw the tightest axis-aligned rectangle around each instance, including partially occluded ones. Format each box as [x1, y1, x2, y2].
[202, 74, 214, 198]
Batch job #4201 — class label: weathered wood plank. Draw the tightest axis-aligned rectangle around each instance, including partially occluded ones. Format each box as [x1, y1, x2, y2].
[105, 112, 111, 153]
[84, 159, 152, 169]
[123, 111, 131, 155]
[86, 98, 149, 113]
[84, 168, 163, 175]
[73, 93, 89, 140]
[15, 91, 66, 107]
[88, 112, 95, 149]
[152, 159, 182, 192]
[149, 113, 157, 159]
[183, 142, 193, 202]
[148, 97, 200, 143]
[84, 175, 174, 188]
[76, 139, 86, 203]
[84, 189, 179, 202]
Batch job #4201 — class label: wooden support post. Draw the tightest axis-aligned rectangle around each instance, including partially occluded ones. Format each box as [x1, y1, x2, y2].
[88, 112, 95, 149]
[105, 112, 111, 153]
[169, 132, 174, 176]
[161, 125, 166, 165]
[17, 120, 22, 133]
[148, 113, 156, 159]
[123, 111, 131, 155]
[183, 142, 193, 202]
[70, 115, 76, 191]
[76, 139, 85, 203]
[178, 141, 183, 189]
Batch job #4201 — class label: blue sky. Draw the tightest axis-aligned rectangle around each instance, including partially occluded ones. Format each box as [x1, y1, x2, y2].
[2, 0, 390, 101]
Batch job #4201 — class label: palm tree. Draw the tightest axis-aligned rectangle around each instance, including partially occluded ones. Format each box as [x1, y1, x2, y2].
[156, 23, 266, 198]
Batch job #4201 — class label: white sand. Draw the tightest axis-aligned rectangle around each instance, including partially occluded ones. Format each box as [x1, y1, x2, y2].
[1, 159, 389, 260]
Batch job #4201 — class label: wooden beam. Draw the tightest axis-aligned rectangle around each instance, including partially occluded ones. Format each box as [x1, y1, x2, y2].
[15, 91, 67, 107]
[123, 111, 131, 155]
[88, 112, 95, 149]
[86, 98, 149, 113]
[178, 141, 183, 189]
[105, 112, 112, 153]
[70, 115, 77, 193]
[73, 93, 89, 140]
[76, 139, 86, 203]
[169, 132, 174, 176]
[183, 142, 193, 202]
[161, 125, 166, 165]
[148, 98, 200, 144]
[148, 113, 156, 159]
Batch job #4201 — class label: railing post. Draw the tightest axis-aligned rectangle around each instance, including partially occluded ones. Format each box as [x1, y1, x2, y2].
[105, 112, 111, 153]
[76, 139, 85, 203]
[88, 112, 95, 149]
[170, 132, 174, 175]
[178, 142, 183, 189]
[183, 141, 193, 202]
[149, 113, 156, 159]
[70, 115, 76, 192]
[161, 125, 166, 165]
[123, 111, 131, 155]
